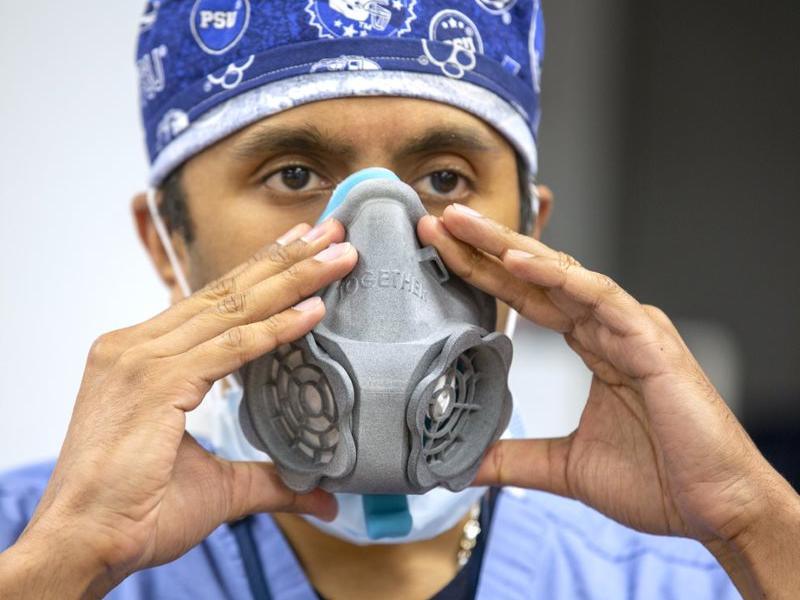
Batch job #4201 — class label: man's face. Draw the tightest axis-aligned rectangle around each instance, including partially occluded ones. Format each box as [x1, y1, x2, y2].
[174, 96, 522, 290]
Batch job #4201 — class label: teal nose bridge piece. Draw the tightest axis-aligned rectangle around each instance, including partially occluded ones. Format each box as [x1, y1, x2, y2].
[318, 167, 400, 223]
[239, 167, 513, 542]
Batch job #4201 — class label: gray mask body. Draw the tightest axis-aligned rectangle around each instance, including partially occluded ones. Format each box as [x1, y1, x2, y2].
[240, 176, 513, 495]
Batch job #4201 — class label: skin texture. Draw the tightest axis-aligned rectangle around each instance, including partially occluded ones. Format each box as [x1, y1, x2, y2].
[0, 97, 798, 599]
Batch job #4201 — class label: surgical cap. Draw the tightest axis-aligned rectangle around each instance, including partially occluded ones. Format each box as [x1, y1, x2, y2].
[137, 0, 545, 186]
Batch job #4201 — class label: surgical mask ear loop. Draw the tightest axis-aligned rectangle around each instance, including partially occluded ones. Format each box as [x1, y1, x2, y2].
[529, 177, 541, 228]
[146, 188, 192, 298]
[504, 179, 540, 340]
[145, 187, 243, 396]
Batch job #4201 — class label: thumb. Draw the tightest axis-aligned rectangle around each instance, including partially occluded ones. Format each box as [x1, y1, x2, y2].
[472, 437, 574, 498]
[221, 459, 339, 523]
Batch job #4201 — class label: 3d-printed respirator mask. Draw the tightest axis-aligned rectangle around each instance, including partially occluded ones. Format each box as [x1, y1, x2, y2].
[239, 169, 514, 514]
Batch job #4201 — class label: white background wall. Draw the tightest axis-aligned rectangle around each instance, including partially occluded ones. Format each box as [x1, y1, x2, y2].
[0, 3, 166, 471]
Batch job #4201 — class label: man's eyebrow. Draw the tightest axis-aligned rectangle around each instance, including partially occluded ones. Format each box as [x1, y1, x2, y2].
[394, 127, 496, 159]
[231, 124, 356, 161]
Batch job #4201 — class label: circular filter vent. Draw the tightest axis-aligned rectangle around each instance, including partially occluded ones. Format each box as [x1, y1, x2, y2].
[259, 343, 340, 466]
[422, 348, 482, 468]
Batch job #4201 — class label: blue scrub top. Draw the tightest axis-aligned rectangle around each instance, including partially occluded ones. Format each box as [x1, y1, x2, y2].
[0, 460, 740, 599]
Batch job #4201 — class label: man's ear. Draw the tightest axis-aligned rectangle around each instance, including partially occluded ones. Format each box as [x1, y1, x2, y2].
[532, 184, 554, 240]
[131, 192, 190, 304]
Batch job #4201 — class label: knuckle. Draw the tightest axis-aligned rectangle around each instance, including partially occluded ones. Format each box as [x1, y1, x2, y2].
[215, 292, 248, 316]
[586, 274, 618, 312]
[508, 284, 534, 318]
[256, 314, 287, 352]
[643, 304, 671, 324]
[88, 334, 114, 362]
[282, 262, 307, 288]
[248, 245, 271, 265]
[557, 251, 580, 273]
[88, 330, 128, 364]
[220, 326, 248, 351]
[266, 242, 293, 265]
[596, 273, 618, 294]
[643, 304, 680, 337]
[456, 246, 485, 280]
[243, 250, 265, 269]
[217, 327, 254, 366]
[203, 276, 238, 301]
[261, 313, 285, 340]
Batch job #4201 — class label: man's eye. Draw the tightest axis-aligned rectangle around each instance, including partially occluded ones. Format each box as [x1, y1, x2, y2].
[263, 166, 327, 192]
[415, 170, 470, 198]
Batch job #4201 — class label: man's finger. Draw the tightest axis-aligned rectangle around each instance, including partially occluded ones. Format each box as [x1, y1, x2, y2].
[438, 204, 654, 337]
[564, 331, 631, 387]
[170, 298, 327, 410]
[472, 438, 573, 499]
[417, 216, 571, 332]
[171, 435, 338, 532]
[222, 460, 338, 523]
[503, 251, 648, 337]
[135, 219, 346, 341]
[441, 203, 559, 261]
[152, 242, 356, 355]
[208, 219, 344, 293]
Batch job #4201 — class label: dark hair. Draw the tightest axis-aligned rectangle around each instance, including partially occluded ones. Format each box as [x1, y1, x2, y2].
[516, 150, 535, 234]
[159, 166, 195, 244]
[159, 152, 533, 242]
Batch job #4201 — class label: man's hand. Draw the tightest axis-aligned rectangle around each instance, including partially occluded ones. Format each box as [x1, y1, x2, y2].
[0, 219, 356, 598]
[418, 203, 800, 599]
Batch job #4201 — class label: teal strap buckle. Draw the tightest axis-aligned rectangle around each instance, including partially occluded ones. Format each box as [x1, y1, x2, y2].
[362, 494, 413, 540]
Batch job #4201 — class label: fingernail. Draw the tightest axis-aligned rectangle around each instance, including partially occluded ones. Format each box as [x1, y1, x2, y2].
[292, 297, 323, 312]
[314, 242, 352, 262]
[277, 223, 307, 246]
[301, 219, 331, 243]
[452, 203, 484, 218]
[506, 249, 535, 260]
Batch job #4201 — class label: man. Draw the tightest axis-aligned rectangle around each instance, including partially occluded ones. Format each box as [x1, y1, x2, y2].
[1, 1, 798, 598]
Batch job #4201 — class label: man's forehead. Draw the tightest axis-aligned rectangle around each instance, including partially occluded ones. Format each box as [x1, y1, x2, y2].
[226, 97, 506, 159]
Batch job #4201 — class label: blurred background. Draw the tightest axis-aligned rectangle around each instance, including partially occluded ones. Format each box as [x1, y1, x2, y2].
[1, 2, 797, 487]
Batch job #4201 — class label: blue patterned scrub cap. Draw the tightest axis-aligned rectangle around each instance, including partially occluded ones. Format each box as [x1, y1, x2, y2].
[137, 0, 545, 186]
